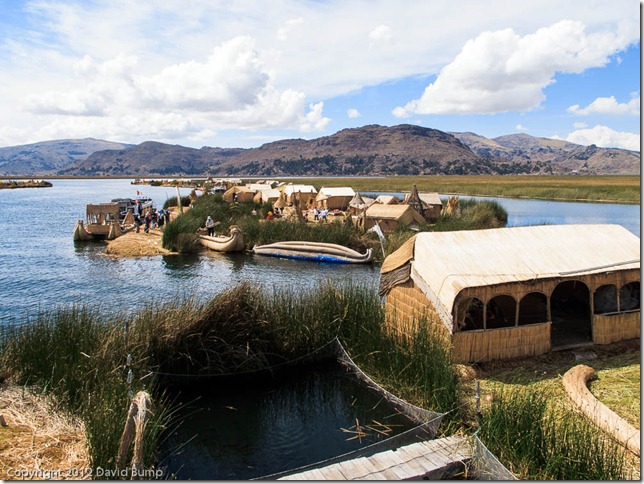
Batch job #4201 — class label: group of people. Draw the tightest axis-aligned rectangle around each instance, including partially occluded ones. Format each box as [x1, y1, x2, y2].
[134, 208, 169, 233]
[311, 207, 329, 222]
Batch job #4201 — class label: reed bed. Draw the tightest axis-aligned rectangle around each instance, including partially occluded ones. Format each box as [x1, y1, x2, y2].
[477, 385, 628, 480]
[291, 175, 640, 204]
[0, 308, 168, 478]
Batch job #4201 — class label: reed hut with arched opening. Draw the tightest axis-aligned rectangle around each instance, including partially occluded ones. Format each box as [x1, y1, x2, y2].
[380, 224, 640, 363]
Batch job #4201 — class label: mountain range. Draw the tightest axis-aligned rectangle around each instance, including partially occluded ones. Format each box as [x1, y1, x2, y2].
[0, 124, 639, 177]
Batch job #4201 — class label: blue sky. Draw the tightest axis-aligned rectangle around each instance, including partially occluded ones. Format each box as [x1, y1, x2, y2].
[0, 0, 640, 150]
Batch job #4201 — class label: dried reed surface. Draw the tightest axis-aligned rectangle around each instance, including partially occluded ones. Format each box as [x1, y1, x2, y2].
[103, 229, 176, 257]
[0, 384, 89, 480]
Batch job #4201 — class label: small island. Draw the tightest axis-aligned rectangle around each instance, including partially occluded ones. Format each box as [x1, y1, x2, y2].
[0, 179, 52, 189]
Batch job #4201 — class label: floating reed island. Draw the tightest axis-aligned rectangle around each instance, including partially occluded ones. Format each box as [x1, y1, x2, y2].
[160, 184, 508, 260]
[0, 179, 52, 189]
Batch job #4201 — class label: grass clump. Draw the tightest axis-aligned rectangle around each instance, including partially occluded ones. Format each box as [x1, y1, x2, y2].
[0, 308, 168, 478]
[478, 385, 628, 480]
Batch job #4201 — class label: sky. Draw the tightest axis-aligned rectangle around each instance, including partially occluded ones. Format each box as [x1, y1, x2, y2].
[0, 0, 640, 151]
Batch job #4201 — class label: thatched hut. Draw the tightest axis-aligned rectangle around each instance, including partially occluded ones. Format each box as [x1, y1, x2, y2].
[348, 192, 375, 215]
[282, 184, 318, 207]
[379, 224, 640, 363]
[403, 186, 443, 222]
[364, 204, 426, 234]
[315, 187, 356, 210]
[253, 188, 281, 204]
[223, 185, 255, 203]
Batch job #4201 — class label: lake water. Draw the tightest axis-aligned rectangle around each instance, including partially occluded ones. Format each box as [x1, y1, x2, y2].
[160, 364, 419, 480]
[0, 179, 639, 325]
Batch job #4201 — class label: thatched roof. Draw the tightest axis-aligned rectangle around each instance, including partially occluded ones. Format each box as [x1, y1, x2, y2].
[317, 187, 355, 197]
[282, 184, 317, 196]
[380, 224, 640, 323]
[86, 203, 120, 216]
[349, 192, 375, 209]
[246, 183, 274, 192]
[365, 203, 425, 223]
[375, 195, 399, 205]
[403, 191, 442, 206]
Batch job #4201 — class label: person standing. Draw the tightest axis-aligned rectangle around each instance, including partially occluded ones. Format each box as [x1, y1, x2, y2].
[144, 211, 152, 233]
[205, 215, 216, 236]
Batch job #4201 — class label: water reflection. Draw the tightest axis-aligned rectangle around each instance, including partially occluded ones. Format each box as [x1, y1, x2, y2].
[161, 365, 415, 480]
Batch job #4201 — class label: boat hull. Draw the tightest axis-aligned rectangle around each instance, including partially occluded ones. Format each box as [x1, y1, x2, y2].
[73, 220, 125, 241]
[198, 226, 244, 252]
[252, 241, 373, 264]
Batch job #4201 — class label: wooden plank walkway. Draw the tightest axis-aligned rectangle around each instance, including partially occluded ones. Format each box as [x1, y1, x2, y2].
[279, 435, 472, 480]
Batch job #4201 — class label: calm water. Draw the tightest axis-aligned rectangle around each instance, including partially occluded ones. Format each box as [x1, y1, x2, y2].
[161, 365, 417, 480]
[0, 180, 639, 325]
[0, 179, 379, 325]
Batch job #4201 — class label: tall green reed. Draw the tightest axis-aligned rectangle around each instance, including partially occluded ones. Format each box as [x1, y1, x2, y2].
[478, 385, 627, 480]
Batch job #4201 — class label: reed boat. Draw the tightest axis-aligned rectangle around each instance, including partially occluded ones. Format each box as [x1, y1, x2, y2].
[252, 240, 373, 264]
[199, 225, 244, 252]
[73, 202, 130, 241]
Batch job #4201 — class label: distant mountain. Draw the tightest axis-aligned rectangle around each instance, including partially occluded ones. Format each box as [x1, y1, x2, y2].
[0, 138, 133, 176]
[3, 125, 639, 177]
[451, 132, 640, 175]
[59, 124, 536, 177]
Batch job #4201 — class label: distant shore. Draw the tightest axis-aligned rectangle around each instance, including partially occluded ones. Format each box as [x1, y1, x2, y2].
[0, 175, 639, 204]
[0, 179, 52, 189]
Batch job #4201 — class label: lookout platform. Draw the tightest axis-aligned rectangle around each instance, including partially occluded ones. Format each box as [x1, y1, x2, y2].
[279, 435, 471, 480]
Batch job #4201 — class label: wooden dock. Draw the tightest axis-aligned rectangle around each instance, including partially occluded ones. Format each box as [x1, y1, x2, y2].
[279, 435, 472, 480]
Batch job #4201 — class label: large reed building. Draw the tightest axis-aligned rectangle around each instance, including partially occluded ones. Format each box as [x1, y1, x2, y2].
[380, 224, 640, 363]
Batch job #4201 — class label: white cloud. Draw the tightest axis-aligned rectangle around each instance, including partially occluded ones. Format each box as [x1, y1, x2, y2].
[573, 122, 588, 129]
[392, 106, 410, 118]
[300, 102, 331, 132]
[515, 124, 529, 132]
[347, 108, 361, 118]
[0, 0, 639, 147]
[17, 37, 332, 144]
[395, 20, 636, 116]
[567, 94, 640, 115]
[277, 17, 304, 41]
[565, 125, 640, 151]
[369, 25, 393, 50]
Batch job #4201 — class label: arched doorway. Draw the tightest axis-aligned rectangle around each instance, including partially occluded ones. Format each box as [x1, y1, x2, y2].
[550, 280, 591, 348]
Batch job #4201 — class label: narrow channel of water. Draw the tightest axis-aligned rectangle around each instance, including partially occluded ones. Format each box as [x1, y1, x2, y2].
[159, 364, 417, 480]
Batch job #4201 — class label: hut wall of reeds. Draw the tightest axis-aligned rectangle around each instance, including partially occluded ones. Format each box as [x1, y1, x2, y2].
[379, 225, 641, 363]
[223, 186, 255, 202]
[452, 323, 551, 363]
[364, 204, 426, 234]
[282, 185, 318, 207]
[315, 187, 355, 210]
[593, 311, 640, 344]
